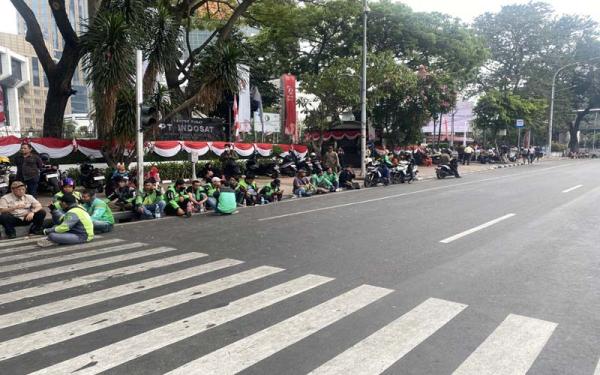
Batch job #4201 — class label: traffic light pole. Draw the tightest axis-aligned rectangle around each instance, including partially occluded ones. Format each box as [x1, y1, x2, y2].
[136, 50, 144, 192]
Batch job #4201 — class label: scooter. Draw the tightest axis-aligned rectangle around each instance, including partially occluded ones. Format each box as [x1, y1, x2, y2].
[278, 154, 297, 177]
[436, 159, 460, 179]
[38, 154, 61, 194]
[79, 162, 105, 193]
[364, 158, 388, 187]
[391, 160, 418, 184]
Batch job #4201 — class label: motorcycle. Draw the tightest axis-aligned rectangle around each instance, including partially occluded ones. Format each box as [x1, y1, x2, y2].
[436, 159, 460, 179]
[278, 154, 297, 177]
[79, 162, 105, 193]
[391, 160, 418, 184]
[364, 158, 388, 187]
[38, 153, 61, 194]
[0, 156, 13, 196]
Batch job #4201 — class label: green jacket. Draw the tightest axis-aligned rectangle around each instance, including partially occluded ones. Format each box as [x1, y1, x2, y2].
[84, 198, 115, 224]
[237, 179, 258, 193]
[165, 184, 188, 209]
[52, 191, 81, 210]
[216, 186, 237, 214]
[311, 174, 333, 189]
[260, 184, 280, 197]
[135, 189, 164, 206]
[324, 171, 338, 184]
[47, 205, 94, 242]
[203, 183, 217, 198]
[187, 186, 207, 201]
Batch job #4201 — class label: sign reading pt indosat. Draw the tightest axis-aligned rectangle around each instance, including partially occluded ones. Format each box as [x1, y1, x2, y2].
[158, 118, 225, 141]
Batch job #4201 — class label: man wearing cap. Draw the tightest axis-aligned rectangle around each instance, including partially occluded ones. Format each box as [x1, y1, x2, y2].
[50, 178, 81, 224]
[135, 179, 165, 219]
[0, 181, 47, 239]
[165, 179, 189, 216]
[204, 177, 222, 210]
[38, 193, 94, 247]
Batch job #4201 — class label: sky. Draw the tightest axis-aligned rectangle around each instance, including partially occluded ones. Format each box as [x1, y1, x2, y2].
[1, 0, 599, 34]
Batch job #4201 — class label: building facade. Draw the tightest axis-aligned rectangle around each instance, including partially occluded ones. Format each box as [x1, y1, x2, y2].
[15, 0, 90, 123]
[0, 45, 29, 134]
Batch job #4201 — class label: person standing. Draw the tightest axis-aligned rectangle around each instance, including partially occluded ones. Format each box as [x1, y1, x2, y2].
[323, 146, 341, 172]
[337, 147, 345, 168]
[0, 181, 47, 239]
[463, 144, 473, 165]
[14, 143, 43, 196]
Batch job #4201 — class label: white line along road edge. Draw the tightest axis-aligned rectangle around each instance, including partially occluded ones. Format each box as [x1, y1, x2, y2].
[440, 214, 516, 244]
[562, 185, 583, 193]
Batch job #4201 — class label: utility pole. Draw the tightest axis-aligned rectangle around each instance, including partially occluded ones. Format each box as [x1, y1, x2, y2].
[135, 50, 144, 192]
[360, 0, 368, 177]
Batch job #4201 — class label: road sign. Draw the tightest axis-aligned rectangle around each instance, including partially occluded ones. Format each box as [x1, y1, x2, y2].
[516, 119, 524, 128]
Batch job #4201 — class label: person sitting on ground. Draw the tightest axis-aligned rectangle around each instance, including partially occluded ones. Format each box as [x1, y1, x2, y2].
[204, 177, 221, 210]
[214, 180, 238, 215]
[106, 176, 136, 212]
[165, 179, 190, 217]
[324, 167, 340, 191]
[37, 193, 93, 247]
[187, 180, 208, 213]
[293, 169, 313, 197]
[0, 181, 46, 239]
[49, 178, 81, 224]
[81, 189, 115, 233]
[236, 173, 260, 206]
[135, 179, 166, 219]
[259, 178, 283, 203]
[310, 169, 333, 194]
[339, 165, 359, 190]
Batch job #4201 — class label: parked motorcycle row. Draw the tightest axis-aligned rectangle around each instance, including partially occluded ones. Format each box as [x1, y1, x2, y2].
[245, 151, 324, 178]
[364, 154, 420, 187]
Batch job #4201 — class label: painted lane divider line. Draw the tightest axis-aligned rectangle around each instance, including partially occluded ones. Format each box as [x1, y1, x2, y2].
[562, 185, 583, 193]
[440, 214, 516, 244]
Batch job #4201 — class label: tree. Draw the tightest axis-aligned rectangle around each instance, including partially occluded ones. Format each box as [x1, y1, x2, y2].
[10, 0, 82, 137]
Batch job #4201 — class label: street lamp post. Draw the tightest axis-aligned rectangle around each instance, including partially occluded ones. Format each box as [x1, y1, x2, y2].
[360, 0, 368, 177]
[548, 57, 600, 156]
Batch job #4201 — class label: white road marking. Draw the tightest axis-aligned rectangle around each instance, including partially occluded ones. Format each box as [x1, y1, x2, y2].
[0, 245, 178, 287]
[167, 284, 393, 375]
[28, 274, 333, 375]
[0, 266, 284, 360]
[0, 239, 124, 264]
[0, 241, 146, 273]
[258, 164, 570, 222]
[0, 253, 213, 308]
[0, 235, 106, 254]
[0, 236, 54, 249]
[594, 357, 600, 375]
[452, 314, 557, 375]
[440, 214, 516, 244]
[309, 298, 467, 375]
[562, 184, 583, 193]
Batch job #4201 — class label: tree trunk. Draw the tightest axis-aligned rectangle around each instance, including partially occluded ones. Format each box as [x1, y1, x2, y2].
[42, 45, 80, 138]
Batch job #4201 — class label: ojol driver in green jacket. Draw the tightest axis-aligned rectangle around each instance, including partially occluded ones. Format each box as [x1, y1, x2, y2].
[81, 189, 115, 233]
[37, 193, 94, 247]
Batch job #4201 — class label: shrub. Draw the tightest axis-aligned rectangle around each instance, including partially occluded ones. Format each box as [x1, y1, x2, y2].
[551, 142, 567, 152]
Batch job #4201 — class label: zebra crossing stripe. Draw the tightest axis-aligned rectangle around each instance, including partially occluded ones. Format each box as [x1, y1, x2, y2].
[0, 241, 144, 273]
[28, 274, 334, 375]
[308, 298, 467, 375]
[0, 239, 125, 264]
[452, 314, 557, 375]
[0, 235, 106, 261]
[0, 258, 241, 329]
[0, 245, 178, 288]
[0, 237, 50, 249]
[594, 358, 600, 375]
[0, 265, 284, 361]
[167, 284, 393, 375]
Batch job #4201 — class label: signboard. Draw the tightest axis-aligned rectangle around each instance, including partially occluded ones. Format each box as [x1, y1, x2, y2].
[516, 119, 524, 128]
[158, 118, 224, 141]
[253, 112, 281, 134]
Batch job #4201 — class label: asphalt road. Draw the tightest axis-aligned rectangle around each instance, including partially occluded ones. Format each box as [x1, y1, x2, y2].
[0, 159, 599, 374]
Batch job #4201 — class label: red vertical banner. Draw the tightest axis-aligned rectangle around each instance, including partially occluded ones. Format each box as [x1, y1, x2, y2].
[282, 74, 297, 142]
[0, 86, 6, 125]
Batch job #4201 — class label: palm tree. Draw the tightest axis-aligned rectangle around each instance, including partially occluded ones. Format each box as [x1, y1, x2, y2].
[80, 12, 135, 141]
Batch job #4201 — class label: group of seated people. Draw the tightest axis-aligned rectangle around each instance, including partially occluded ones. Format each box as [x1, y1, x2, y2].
[0, 179, 110, 246]
[293, 165, 359, 197]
